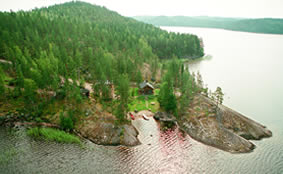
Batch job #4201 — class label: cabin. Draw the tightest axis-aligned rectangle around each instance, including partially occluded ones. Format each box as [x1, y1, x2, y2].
[139, 81, 154, 95]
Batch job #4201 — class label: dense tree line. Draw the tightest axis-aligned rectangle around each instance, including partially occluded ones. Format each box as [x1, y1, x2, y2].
[0, 1, 204, 122]
[158, 58, 197, 116]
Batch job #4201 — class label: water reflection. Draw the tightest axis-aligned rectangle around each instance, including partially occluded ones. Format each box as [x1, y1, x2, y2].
[1, 114, 282, 174]
[0, 117, 214, 174]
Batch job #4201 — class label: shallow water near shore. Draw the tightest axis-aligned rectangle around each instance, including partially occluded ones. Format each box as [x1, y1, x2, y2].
[0, 119, 224, 174]
[1, 27, 283, 173]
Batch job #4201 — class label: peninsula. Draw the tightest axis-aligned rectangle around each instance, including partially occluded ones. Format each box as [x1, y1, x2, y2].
[0, 1, 271, 153]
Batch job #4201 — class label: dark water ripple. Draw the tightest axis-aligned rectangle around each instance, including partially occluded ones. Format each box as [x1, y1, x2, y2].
[0, 117, 282, 174]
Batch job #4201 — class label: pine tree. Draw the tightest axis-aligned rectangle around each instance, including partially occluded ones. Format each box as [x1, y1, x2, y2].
[101, 73, 111, 100]
[0, 66, 5, 96]
[179, 72, 192, 115]
[23, 79, 37, 104]
[158, 81, 177, 113]
[115, 74, 130, 122]
[214, 87, 224, 107]
[136, 70, 143, 85]
[15, 64, 24, 95]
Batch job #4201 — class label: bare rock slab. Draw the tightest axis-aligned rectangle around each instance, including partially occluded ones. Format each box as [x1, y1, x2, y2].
[78, 121, 140, 146]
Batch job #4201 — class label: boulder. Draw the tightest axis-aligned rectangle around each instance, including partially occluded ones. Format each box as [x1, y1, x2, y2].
[154, 112, 176, 122]
[122, 124, 140, 146]
[154, 112, 177, 129]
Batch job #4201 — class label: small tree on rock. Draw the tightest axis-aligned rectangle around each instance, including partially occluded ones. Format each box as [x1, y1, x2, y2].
[214, 87, 224, 108]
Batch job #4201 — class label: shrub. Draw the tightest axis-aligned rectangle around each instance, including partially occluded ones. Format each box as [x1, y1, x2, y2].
[59, 112, 74, 131]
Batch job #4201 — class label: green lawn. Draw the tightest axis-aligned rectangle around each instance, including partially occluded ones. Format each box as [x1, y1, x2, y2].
[128, 88, 160, 112]
[130, 87, 139, 97]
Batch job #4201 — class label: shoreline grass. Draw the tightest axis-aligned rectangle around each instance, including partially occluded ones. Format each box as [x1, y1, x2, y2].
[27, 127, 81, 144]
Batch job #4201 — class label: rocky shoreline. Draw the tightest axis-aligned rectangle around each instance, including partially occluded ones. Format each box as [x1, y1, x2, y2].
[154, 95, 272, 153]
[1, 120, 140, 147]
[77, 121, 140, 146]
[0, 95, 272, 151]
[0, 112, 140, 147]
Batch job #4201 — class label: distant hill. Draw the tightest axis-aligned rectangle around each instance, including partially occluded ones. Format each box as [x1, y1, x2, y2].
[133, 16, 283, 35]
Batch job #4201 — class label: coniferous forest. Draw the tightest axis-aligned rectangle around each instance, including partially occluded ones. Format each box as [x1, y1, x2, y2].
[0, 1, 276, 169]
[0, 1, 204, 127]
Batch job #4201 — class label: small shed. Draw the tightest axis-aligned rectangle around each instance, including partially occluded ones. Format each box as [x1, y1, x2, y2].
[139, 81, 154, 95]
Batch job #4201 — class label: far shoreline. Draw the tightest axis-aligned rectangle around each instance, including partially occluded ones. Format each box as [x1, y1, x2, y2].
[160, 25, 283, 36]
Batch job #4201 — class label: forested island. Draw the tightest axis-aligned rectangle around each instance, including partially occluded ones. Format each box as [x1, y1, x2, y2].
[0, 1, 271, 153]
[133, 16, 283, 35]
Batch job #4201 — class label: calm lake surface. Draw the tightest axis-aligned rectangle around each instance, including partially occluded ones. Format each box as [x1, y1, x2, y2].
[1, 27, 283, 174]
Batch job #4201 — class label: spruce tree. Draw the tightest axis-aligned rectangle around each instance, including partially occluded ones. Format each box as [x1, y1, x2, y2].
[214, 87, 224, 107]
[136, 70, 143, 85]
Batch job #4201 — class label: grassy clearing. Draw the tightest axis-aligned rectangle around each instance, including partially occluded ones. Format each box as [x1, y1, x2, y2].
[27, 127, 81, 144]
[154, 89, 160, 95]
[130, 87, 139, 97]
[128, 90, 160, 112]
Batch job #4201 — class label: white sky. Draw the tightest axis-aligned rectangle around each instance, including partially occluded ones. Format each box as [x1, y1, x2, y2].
[1, 0, 283, 18]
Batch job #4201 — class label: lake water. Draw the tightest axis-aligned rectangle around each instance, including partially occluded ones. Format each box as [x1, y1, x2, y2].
[1, 27, 283, 173]
[162, 26, 283, 173]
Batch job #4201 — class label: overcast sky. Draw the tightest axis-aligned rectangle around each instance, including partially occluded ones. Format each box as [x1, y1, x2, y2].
[1, 0, 283, 18]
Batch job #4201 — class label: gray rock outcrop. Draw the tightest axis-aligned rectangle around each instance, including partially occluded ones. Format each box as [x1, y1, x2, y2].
[159, 95, 272, 153]
[78, 121, 140, 146]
